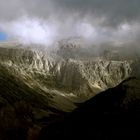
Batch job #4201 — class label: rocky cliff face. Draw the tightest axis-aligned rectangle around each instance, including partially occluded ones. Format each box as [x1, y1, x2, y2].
[0, 46, 133, 101]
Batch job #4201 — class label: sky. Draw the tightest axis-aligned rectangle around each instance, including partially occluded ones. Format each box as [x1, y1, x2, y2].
[0, 0, 140, 46]
[0, 32, 7, 41]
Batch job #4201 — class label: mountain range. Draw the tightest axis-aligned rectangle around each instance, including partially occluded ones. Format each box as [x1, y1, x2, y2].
[0, 41, 139, 139]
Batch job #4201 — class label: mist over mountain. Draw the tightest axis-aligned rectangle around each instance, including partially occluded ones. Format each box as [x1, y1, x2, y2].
[0, 0, 140, 139]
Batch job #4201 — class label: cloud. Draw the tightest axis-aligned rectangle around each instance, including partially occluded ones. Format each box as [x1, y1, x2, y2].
[0, 16, 59, 45]
[51, 0, 140, 26]
[1, 0, 140, 25]
[0, 0, 140, 46]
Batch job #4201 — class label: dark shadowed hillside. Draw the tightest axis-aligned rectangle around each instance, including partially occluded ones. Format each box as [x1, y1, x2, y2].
[0, 63, 65, 140]
[40, 77, 140, 139]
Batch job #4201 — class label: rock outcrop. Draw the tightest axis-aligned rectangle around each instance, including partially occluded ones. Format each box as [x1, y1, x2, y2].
[0, 46, 133, 102]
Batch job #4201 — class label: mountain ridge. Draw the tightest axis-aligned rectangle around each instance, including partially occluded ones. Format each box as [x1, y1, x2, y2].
[40, 77, 140, 139]
[0, 43, 139, 139]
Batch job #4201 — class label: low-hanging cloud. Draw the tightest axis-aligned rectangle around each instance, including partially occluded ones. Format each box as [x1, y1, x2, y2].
[0, 0, 140, 46]
[0, 16, 59, 45]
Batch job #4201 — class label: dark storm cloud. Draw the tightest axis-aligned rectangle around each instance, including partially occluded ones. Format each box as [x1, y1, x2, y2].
[0, 0, 140, 45]
[0, 0, 140, 25]
[51, 0, 140, 26]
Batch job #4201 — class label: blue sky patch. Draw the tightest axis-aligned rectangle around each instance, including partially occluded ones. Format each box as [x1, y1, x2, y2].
[0, 32, 7, 41]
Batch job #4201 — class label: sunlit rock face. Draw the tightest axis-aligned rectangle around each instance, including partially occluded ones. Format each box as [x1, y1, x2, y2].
[57, 59, 132, 96]
[0, 42, 134, 105]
